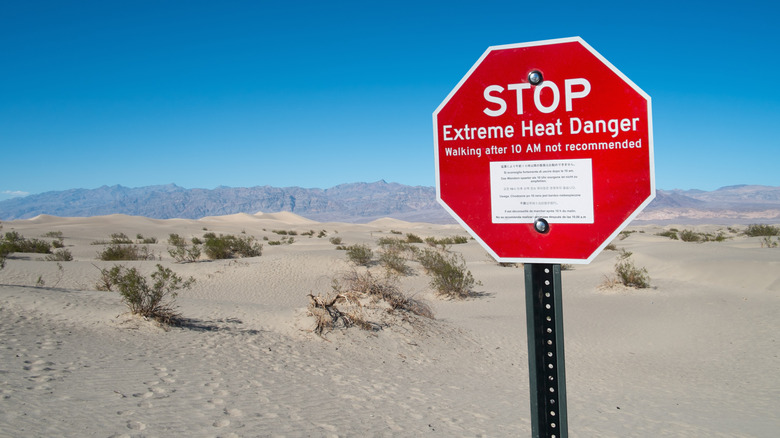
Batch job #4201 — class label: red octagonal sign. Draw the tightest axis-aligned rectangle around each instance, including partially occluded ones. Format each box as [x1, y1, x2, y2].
[434, 37, 654, 264]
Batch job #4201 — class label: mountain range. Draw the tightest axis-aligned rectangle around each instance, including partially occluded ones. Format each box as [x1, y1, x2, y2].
[1, 182, 779, 224]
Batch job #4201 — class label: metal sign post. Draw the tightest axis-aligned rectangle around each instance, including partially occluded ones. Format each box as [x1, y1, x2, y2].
[525, 263, 568, 438]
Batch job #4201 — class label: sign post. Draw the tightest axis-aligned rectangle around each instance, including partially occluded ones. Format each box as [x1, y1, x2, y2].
[525, 263, 567, 437]
[433, 37, 654, 436]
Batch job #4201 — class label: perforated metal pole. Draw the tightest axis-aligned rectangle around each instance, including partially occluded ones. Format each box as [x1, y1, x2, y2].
[525, 263, 568, 438]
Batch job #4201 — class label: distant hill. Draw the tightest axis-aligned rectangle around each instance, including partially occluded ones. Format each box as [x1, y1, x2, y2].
[0, 181, 455, 223]
[637, 185, 780, 224]
[1, 182, 779, 224]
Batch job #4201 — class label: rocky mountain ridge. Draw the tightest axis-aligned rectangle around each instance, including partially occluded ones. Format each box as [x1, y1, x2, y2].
[1, 182, 778, 224]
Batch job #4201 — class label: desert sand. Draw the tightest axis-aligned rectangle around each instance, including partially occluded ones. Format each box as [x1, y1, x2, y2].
[1, 213, 779, 437]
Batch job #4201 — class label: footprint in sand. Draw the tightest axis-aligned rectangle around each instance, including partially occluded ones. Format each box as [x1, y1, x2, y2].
[213, 418, 230, 427]
[225, 408, 244, 417]
[126, 420, 146, 430]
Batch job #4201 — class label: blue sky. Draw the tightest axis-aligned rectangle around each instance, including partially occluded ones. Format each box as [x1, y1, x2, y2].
[1, 0, 778, 201]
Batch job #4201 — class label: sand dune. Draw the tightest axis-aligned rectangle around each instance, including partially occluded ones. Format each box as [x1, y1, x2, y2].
[1, 214, 779, 436]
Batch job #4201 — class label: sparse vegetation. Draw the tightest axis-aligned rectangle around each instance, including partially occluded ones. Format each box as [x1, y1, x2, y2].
[110, 232, 133, 244]
[425, 235, 469, 248]
[202, 233, 262, 259]
[43, 231, 66, 248]
[619, 230, 636, 240]
[678, 229, 702, 242]
[377, 236, 416, 254]
[378, 246, 410, 275]
[418, 248, 481, 299]
[167, 233, 202, 263]
[345, 244, 373, 266]
[268, 235, 295, 246]
[605, 249, 650, 289]
[657, 230, 679, 240]
[96, 264, 194, 325]
[307, 269, 433, 335]
[45, 248, 73, 261]
[136, 234, 158, 244]
[272, 229, 298, 236]
[405, 233, 424, 244]
[744, 224, 780, 237]
[1, 231, 53, 254]
[329, 236, 343, 245]
[97, 243, 156, 261]
[760, 236, 779, 248]
[678, 229, 728, 243]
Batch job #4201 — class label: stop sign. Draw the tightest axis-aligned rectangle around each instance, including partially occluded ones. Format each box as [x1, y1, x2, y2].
[434, 37, 654, 264]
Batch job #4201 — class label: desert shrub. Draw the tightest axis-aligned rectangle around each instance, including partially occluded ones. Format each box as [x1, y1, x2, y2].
[202, 233, 262, 259]
[424, 235, 469, 248]
[308, 270, 433, 334]
[95, 264, 124, 291]
[167, 233, 202, 263]
[202, 234, 231, 259]
[678, 229, 727, 242]
[418, 248, 480, 299]
[657, 230, 679, 240]
[761, 236, 779, 248]
[416, 247, 444, 273]
[43, 231, 66, 248]
[98, 264, 194, 324]
[451, 235, 469, 244]
[708, 232, 728, 242]
[329, 236, 343, 245]
[110, 233, 133, 244]
[405, 233, 424, 243]
[377, 236, 401, 246]
[745, 224, 780, 237]
[342, 270, 433, 318]
[97, 243, 155, 261]
[379, 246, 410, 275]
[604, 242, 618, 251]
[679, 229, 701, 242]
[612, 251, 650, 288]
[377, 236, 416, 253]
[137, 235, 158, 244]
[317, 230, 327, 238]
[45, 249, 73, 261]
[345, 244, 373, 266]
[2, 231, 53, 254]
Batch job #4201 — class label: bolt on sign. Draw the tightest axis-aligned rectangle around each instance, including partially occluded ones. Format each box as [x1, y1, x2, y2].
[434, 36, 654, 264]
